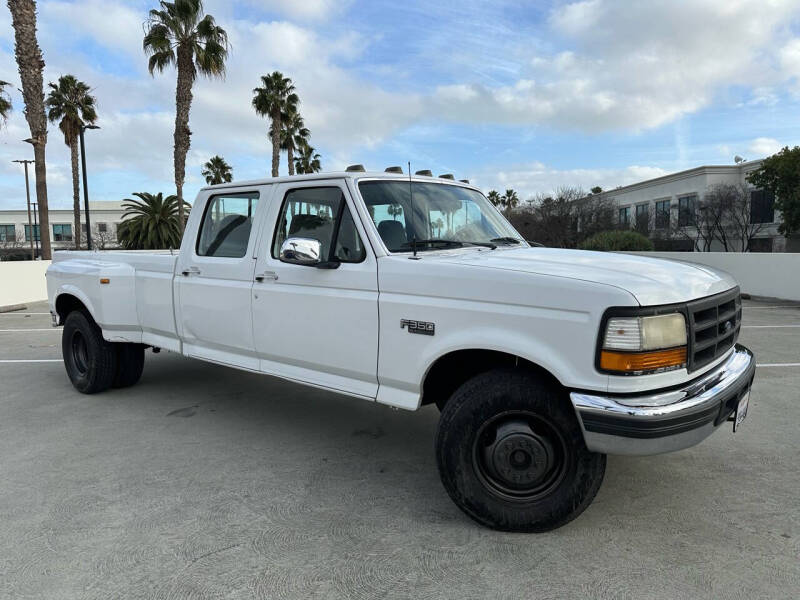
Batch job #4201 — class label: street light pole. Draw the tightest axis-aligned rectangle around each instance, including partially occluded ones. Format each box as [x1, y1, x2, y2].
[79, 124, 100, 251]
[13, 159, 36, 261]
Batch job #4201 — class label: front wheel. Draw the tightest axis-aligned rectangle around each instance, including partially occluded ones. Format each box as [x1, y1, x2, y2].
[62, 310, 117, 394]
[435, 368, 606, 532]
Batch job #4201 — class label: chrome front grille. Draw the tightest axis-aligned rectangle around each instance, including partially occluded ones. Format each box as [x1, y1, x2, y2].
[687, 288, 742, 372]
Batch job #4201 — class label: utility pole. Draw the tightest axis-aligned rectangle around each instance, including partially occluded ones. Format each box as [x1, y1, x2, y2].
[79, 124, 100, 251]
[12, 159, 36, 260]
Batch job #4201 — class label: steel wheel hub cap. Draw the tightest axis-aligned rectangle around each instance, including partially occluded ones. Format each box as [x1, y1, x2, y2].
[474, 411, 568, 501]
[485, 421, 554, 488]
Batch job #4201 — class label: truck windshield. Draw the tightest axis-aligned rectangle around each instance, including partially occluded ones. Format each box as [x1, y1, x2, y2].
[359, 181, 524, 252]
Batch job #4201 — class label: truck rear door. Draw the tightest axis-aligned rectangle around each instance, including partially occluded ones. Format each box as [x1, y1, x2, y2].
[175, 187, 267, 369]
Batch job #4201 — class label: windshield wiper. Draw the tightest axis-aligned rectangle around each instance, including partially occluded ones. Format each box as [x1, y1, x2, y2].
[399, 239, 463, 250]
[490, 237, 523, 245]
[399, 239, 498, 251]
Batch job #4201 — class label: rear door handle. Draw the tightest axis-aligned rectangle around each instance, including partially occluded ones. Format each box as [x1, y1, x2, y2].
[181, 266, 201, 276]
[255, 271, 278, 282]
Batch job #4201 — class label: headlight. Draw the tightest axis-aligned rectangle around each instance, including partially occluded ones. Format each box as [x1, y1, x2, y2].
[600, 312, 687, 375]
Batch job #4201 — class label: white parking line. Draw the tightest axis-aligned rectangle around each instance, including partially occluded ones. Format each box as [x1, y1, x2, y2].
[0, 359, 62, 363]
[0, 312, 51, 315]
[743, 306, 800, 309]
[757, 363, 800, 367]
[742, 325, 800, 328]
[0, 328, 59, 332]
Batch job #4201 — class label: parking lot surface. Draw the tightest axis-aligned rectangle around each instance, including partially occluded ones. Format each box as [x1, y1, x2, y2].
[1, 299, 798, 599]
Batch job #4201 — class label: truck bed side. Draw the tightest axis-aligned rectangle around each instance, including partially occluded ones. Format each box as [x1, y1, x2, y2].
[47, 250, 181, 351]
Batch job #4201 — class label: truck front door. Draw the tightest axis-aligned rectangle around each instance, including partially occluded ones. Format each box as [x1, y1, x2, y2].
[251, 180, 379, 398]
[176, 188, 266, 369]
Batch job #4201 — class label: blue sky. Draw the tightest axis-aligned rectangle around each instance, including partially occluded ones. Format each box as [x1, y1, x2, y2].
[1, 0, 800, 210]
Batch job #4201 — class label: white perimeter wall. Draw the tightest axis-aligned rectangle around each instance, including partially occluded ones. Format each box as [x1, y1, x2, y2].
[625, 252, 800, 301]
[0, 261, 51, 307]
[2, 253, 798, 308]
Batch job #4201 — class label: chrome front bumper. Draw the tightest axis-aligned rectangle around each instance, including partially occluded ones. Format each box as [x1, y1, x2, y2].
[570, 345, 755, 455]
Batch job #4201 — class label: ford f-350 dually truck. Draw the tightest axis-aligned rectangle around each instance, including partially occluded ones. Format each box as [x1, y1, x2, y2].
[47, 170, 755, 531]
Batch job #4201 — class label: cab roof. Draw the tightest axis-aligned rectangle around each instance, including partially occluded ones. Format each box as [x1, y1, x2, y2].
[200, 171, 478, 192]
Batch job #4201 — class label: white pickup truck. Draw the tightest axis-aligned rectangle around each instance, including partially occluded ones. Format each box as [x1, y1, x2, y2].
[47, 170, 755, 532]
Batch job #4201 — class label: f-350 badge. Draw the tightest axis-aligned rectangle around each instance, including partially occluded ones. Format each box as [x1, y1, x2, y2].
[400, 319, 435, 336]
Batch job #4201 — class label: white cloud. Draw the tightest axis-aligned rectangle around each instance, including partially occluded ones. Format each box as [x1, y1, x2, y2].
[433, 0, 800, 131]
[748, 137, 783, 157]
[469, 162, 669, 200]
[243, 0, 353, 20]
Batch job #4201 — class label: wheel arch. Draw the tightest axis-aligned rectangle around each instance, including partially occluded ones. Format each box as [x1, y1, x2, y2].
[421, 348, 565, 409]
[54, 289, 96, 325]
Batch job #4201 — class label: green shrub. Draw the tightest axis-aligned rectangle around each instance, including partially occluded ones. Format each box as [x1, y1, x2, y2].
[579, 230, 654, 251]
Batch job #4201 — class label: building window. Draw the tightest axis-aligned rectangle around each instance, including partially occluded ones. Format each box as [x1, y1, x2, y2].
[655, 200, 670, 229]
[24, 224, 40, 242]
[53, 224, 73, 242]
[635, 203, 649, 231]
[97, 222, 108, 233]
[750, 190, 775, 224]
[618, 206, 630, 227]
[678, 195, 697, 227]
[749, 237, 773, 253]
[0, 224, 15, 241]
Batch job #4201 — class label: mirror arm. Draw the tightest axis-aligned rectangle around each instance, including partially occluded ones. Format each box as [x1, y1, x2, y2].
[315, 259, 341, 270]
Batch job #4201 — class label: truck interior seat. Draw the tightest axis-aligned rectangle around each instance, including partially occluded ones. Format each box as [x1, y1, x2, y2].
[205, 214, 251, 257]
[288, 213, 334, 257]
[377, 220, 407, 250]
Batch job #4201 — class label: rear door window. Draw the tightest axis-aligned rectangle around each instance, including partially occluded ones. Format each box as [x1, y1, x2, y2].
[197, 192, 260, 258]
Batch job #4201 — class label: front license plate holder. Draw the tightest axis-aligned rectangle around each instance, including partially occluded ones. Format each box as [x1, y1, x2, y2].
[733, 390, 750, 432]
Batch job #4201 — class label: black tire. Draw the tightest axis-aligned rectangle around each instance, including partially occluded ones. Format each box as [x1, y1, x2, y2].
[62, 310, 117, 394]
[435, 368, 606, 532]
[113, 343, 145, 388]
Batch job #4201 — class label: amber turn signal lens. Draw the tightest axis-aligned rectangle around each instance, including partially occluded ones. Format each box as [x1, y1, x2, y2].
[600, 347, 687, 373]
[99, 278, 110, 284]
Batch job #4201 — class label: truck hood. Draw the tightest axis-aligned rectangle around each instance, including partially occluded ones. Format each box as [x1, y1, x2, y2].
[438, 247, 737, 305]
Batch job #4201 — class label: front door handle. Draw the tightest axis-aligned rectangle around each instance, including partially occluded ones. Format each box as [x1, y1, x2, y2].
[255, 271, 278, 282]
[181, 266, 201, 276]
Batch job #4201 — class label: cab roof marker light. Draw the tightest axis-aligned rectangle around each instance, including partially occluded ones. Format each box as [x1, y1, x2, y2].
[439, 173, 455, 179]
[346, 164, 366, 172]
[459, 179, 470, 184]
[385, 166, 403, 173]
[415, 169, 433, 176]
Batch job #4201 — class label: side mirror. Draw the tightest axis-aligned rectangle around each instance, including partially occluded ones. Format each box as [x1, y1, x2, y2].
[280, 237, 322, 266]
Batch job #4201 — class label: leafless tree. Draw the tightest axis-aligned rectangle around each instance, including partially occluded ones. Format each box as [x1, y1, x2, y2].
[90, 224, 117, 250]
[706, 184, 767, 252]
[508, 187, 615, 247]
[0, 231, 28, 260]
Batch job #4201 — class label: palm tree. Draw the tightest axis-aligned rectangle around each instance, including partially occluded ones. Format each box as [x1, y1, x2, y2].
[293, 143, 321, 174]
[433, 217, 444, 237]
[502, 189, 519, 212]
[143, 0, 228, 233]
[487, 190, 501, 207]
[0, 80, 12, 125]
[387, 203, 403, 221]
[46, 75, 97, 249]
[253, 71, 297, 177]
[117, 192, 190, 250]
[8, 0, 52, 259]
[269, 104, 309, 176]
[201, 155, 232, 185]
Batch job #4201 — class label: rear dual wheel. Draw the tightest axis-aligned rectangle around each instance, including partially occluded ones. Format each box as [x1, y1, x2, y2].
[435, 368, 606, 532]
[62, 310, 145, 393]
